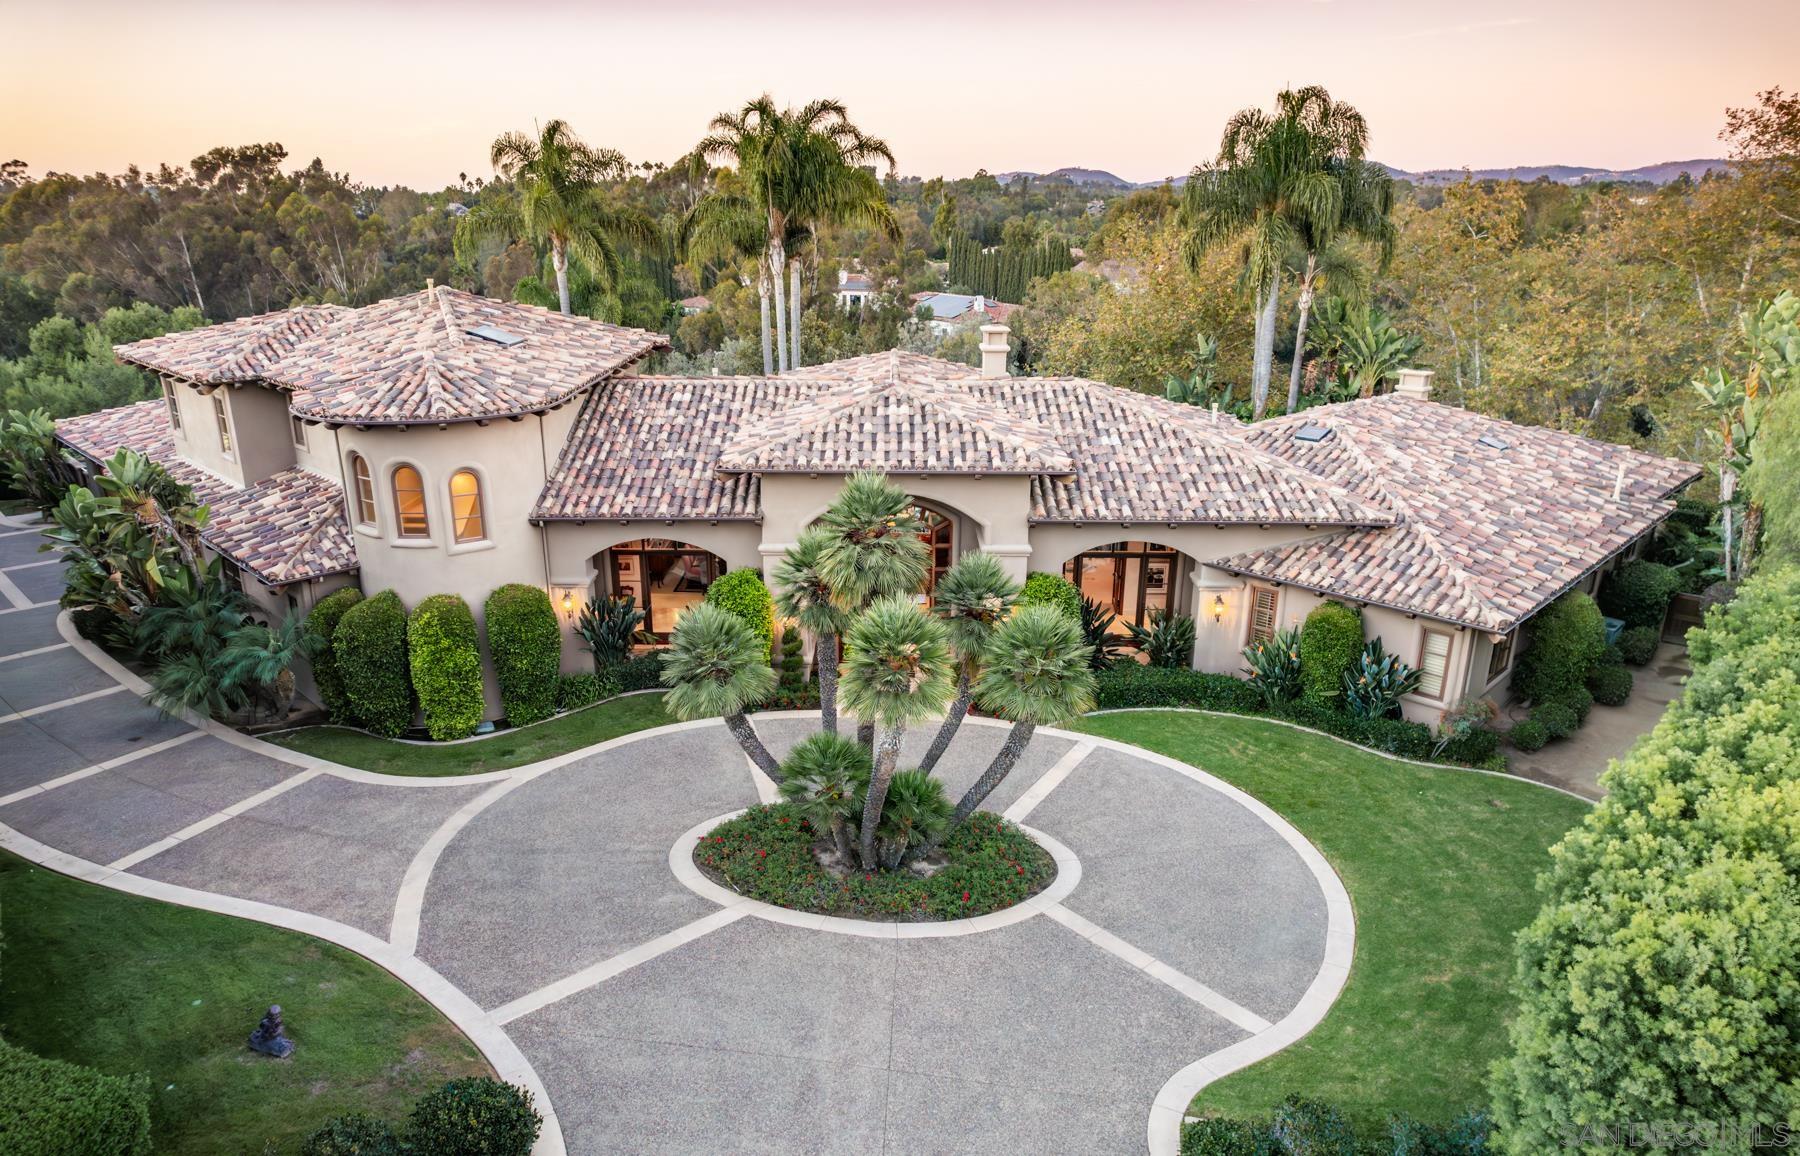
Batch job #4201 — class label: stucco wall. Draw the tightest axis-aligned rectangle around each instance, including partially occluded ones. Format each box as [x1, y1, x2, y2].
[165, 378, 242, 488]
[226, 385, 299, 485]
[757, 473, 1034, 578]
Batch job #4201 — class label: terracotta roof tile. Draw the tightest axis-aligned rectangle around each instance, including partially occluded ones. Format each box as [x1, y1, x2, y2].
[113, 306, 348, 386]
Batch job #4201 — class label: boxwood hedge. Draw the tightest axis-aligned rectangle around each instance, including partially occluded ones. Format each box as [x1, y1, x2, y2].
[334, 590, 412, 737]
[484, 584, 560, 727]
[1588, 662, 1634, 706]
[1618, 624, 1660, 666]
[1017, 571, 1083, 621]
[705, 569, 775, 660]
[0, 1037, 151, 1156]
[1512, 591, 1607, 706]
[1598, 559, 1682, 630]
[407, 594, 486, 741]
[303, 585, 362, 722]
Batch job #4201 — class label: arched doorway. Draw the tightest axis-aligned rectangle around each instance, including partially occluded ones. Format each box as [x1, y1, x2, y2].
[599, 539, 729, 640]
[911, 503, 954, 603]
[1061, 541, 1180, 634]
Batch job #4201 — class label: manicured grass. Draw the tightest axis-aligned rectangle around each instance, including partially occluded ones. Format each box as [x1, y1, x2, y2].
[0, 850, 490, 1155]
[1071, 710, 1589, 1130]
[267, 691, 671, 776]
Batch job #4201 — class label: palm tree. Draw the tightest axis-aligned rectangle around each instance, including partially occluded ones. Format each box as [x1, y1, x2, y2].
[777, 731, 870, 864]
[940, 606, 1095, 839]
[221, 613, 320, 722]
[455, 119, 655, 315]
[1285, 155, 1395, 413]
[837, 596, 955, 870]
[1180, 86, 1348, 419]
[136, 570, 251, 719]
[662, 603, 780, 778]
[867, 770, 952, 869]
[816, 471, 929, 610]
[771, 528, 852, 734]
[919, 552, 1020, 773]
[687, 96, 895, 374]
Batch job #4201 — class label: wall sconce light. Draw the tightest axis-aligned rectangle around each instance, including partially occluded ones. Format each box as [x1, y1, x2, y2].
[1211, 594, 1227, 624]
[561, 591, 575, 614]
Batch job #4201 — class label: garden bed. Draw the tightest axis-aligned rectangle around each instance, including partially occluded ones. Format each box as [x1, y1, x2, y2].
[693, 804, 1055, 921]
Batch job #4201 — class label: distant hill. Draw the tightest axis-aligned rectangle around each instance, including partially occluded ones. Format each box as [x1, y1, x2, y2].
[991, 167, 1134, 188]
[1381, 159, 1731, 186]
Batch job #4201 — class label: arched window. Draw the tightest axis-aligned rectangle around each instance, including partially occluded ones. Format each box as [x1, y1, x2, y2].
[392, 465, 429, 538]
[350, 454, 377, 527]
[448, 469, 485, 543]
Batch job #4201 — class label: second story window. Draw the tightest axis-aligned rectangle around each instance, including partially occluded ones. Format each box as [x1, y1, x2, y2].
[392, 465, 429, 538]
[212, 393, 232, 457]
[448, 469, 486, 543]
[163, 380, 183, 434]
[350, 454, 376, 527]
[291, 415, 308, 449]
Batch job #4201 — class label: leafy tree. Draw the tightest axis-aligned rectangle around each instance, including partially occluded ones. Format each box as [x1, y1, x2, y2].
[661, 602, 779, 778]
[920, 552, 1020, 773]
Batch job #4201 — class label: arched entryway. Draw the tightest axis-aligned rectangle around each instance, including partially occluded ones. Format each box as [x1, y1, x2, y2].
[912, 503, 955, 603]
[596, 539, 730, 640]
[1060, 540, 1183, 636]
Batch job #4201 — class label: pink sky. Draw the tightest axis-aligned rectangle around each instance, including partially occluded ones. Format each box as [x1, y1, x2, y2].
[3, 0, 1792, 187]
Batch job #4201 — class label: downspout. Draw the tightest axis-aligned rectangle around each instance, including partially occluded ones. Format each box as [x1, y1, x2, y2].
[537, 413, 553, 590]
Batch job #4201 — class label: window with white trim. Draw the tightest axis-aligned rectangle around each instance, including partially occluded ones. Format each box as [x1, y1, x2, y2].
[163, 380, 183, 433]
[448, 469, 485, 543]
[350, 454, 376, 527]
[392, 465, 429, 538]
[1418, 628, 1453, 699]
[212, 394, 232, 456]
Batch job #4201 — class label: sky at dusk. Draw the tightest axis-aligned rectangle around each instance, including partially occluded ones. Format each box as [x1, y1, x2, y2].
[3, 0, 1793, 188]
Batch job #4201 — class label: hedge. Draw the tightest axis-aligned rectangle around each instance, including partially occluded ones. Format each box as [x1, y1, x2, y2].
[484, 584, 560, 727]
[303, 586, 363, 722]
[1508, 719, 1548, 752]
[0, 1036, 151, 1156]
[1181, 1097, 1490, 1155]
[334, 590, 412, 737]
[1491, 565, 1800, 1148]
[301, 1113, 400, 1156]
[407, 594, 486, 741]
[705, 569, 774, 660]
[405, 1077, 541, 1156]
[1588, 662, 1634, 706]
[1298, 600, 1363, 707]
[613, 651, 666, 692]
[1618, 624, 1659, 666]
[1017, 571, 1082, 621]
[1597, 559, 1682, 630]
[1511, 591, 1606, 706]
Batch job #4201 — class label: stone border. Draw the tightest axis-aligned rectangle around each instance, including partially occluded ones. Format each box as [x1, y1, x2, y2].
[669, 809, 1083, 939]
[255, 689, 667, 747]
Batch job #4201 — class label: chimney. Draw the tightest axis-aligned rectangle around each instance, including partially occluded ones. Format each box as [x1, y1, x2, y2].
[1394, 368, 1434, 400]
[979, 324, 1011, 378]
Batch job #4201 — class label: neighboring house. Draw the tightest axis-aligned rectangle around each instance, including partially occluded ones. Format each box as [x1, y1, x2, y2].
[60, 287, 1699, 726]
[910, 292, 1019, 337]
[835, 271, 874, 311]
[678, 295, 711, 315]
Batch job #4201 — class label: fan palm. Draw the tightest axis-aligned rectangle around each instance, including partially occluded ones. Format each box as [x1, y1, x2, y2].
[455, 119, 656, 315]
[136, 569, 251, 719]
[919, 552, 1020, 773]
[837, 596, 955, 870]
[771, 528, 853, 733]
[777, 731, 870, 864]
[815, 471, 929, 610]
[865, 769, 952, 869]
[661, 603, 780, 778]
[221, 613, 320, 722]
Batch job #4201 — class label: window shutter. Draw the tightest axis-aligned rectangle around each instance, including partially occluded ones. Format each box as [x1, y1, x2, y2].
[1419, 629, 1451, 698]
[1250, 587, 1278, 642]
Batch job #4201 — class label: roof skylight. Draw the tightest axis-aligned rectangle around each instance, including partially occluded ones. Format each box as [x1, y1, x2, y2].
[466, 324, 525, 347]
[1477, 433, 1511, 450]
[1293, 424, 1332, 443]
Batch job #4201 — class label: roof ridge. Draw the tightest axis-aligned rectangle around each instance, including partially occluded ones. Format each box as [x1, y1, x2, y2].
[269, 489, 342, 584]
[433, 284, 461, 347]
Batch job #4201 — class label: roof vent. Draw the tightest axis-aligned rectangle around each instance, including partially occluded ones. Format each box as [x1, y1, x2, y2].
[1477, 433, 1510, 450]
[466, 324, 525, 347]
[1293, 423, 1333, 444]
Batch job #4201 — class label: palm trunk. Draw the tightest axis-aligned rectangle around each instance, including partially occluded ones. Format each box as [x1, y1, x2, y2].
[857, 719, 875, 752]
[859, 724, 904, 870]
[725, 711, 781, 782]
[918, 665, 971, 774]
[910, 720, 1036, 862]
[552, 241, 572, 315]
[1285, 257, 1317, 415]
[828, 814, 854, 864]
[757, 265, 774, 375]
[769, 231, 790, 374]
[817, 631, 840, 734]
[789, 260, 804, 370]
[1251, 274, 1280, 420]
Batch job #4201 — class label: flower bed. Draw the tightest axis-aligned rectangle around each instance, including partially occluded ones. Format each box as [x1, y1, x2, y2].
[693, 804, 1055, 921]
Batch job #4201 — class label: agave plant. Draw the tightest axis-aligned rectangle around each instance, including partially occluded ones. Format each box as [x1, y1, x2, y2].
[771, 528, 853, 733]
[1126, 610, 1197, 669]
[1342, 638, 1421, 719]
[1241, 626, 1303, 707]
[777, 731, 870, 864]
[576, 595, 648, 668]
[865, 769, 952, 869]
[662, 603, 780, 777]
[1078, 597, 1132, 671]
[920, 552, 1020, 773]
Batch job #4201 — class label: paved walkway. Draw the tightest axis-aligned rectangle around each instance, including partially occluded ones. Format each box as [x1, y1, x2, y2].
[1503, 642, 1690, 799]
[0, 519, 1349, 1155]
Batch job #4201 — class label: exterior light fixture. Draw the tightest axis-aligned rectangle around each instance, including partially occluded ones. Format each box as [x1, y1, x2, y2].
[1211, 594, 1226, 624]
[561, 590, 575, 614]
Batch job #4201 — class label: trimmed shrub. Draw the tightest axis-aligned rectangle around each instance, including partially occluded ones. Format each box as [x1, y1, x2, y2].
[483, 584, 560, 727]
[705, 569, 775, 660]
[1598, 642, 1624, 667]
[1438, 725, 1500, 765]
[1617, 624, 1659, 666]
[1299, 601, 1364, 708]
[301, 1113, 401, 1156]
[0, 1037, 151, 1156]
[1559, 684, 1594, 724]
[614, 651, 665, 692]
[1181, 1116, 1277, 1155]
[1273, 698, 1436, 760]
[1511, 591, 1606, 705]
[1598, 559, 1682, 630]
[335, 590, 412, 737]
[1093, 663, 1264, 712]
[1509, 719, 1549, 751]
[405, 1077, 541, 1156]
[1533, 701, 1578, 741]
[1270, 1095, 1356, 1155]
[303, 586, 363, 721]
[1017, 571, 1083, 621]
[1588, 662, 1634, 706]
[407, 594, 486, 741]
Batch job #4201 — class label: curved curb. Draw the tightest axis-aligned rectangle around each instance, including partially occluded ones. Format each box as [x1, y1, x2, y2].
[669, 809, 1082, 939]
[254, 689, 667, 747]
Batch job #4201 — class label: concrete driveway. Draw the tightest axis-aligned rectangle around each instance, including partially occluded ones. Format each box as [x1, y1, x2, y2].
[1503, 642, 1689, 799]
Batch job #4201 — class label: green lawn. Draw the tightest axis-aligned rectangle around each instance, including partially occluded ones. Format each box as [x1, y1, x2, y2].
[0, 851, 489, 1154]
[267, 691, 672, 775]
[1071, 710, 1589, 1130]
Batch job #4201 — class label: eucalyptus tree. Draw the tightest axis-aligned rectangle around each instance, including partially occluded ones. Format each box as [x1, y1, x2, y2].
[771, 528, 852, 733]
[837, 596, 955, 870]
[454, 119, 655, 315]
[1285, 155, 1396, 414]
[662, 603, 781, 779]
[919, 552, 1020, 773]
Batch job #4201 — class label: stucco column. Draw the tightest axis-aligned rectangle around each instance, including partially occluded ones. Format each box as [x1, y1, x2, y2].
[982, 542, 1033, 584]
[1190, 567, 1248, 674]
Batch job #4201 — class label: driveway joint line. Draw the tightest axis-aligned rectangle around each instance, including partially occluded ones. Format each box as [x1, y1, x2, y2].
[0, 682, 127, 724]
[105, 768, 322, 870]
[0, 641, 72, 664]
[390, 775, 528, 953]
[1002, 738, 1097, 822]
[0, 730, 204, 808]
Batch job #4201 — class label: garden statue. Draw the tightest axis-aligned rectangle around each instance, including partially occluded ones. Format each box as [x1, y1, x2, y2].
[248, 1004, 294, 1058]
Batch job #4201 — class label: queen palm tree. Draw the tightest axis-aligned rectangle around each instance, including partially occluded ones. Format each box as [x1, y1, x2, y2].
[454, 119, 655, 315]
[662, 603, 780, 778]
[919, 552, 1019, 774]
[771, 528, 852, 734]
[837, 596, 954, 870]
[1284, 155, 1396, 414]
[777, 731, 870, 864]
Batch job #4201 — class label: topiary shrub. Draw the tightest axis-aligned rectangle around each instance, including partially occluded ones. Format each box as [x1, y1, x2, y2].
[1598, 559, 1682, 630]
[1017, 571, 1082, 622]
[1617, 624, 1659, 666]
[483, 584, 560, 727]
[407, 594, 486, 741]
[1588, 662, 1634, 706]
[1533, 701, 1578, 741]
[301, 1113, 401, 1156]
[303, 586, 363, 721]
[1509, 719, 1549, 751]
[0, 1037, 151, 1156]
[334, 590, 412, 737]
[405, 1077, 541, 1156]
[1511, 591, 1606, 705]
[1298, 601, 1364, 708]
[1438, 725, 1500, 766]
[705, 569, 775, 660]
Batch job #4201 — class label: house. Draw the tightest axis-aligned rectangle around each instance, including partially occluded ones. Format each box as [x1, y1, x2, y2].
[835, 271, 874, 311]
[678, 295, 711, 315]
[60, 287, 1699, 726]
[909, 292, 1019, 337]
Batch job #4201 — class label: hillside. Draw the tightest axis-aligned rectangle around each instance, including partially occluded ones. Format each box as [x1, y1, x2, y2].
[991, 167, 1133, 188]
[1381, 159, 1731, 186]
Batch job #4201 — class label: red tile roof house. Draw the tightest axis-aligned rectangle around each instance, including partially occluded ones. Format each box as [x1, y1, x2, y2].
[60, 285, 1699, 725]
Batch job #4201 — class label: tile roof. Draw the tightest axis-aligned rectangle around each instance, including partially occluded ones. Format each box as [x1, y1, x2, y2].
[272, 287, 667, 425]
[113, 306, 348, 386]
[1212, 395, 1703, 630]
[54, 402, 358, 586]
